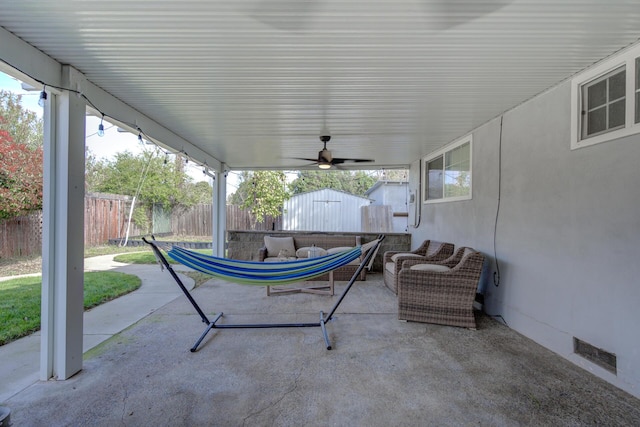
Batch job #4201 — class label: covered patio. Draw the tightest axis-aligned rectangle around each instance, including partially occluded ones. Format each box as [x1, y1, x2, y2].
[7, 273, 640, 425]
[1, 0, 640, 420]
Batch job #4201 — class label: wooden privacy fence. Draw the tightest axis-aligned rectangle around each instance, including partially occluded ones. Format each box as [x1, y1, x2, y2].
[172, 204, 212, 236]
[85, 193, 143, 246]
[172, 204, 282, 236]
[1, 193, 143, 258]
[225, 205, 282, 232]
[2, 201, 398, 258]
[0, 211, 42, 258]
[361, 205, 394, 232]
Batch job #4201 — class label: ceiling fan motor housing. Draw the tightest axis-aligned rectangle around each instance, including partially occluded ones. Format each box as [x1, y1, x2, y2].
[318, 148, 332, 162]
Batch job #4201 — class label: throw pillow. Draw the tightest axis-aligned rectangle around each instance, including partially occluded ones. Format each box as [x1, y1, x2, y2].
[264, 236, 296, 257]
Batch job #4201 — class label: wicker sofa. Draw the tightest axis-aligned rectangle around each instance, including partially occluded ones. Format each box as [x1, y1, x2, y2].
[397, 247, 485, 329]
[258, 234, 366, 295]
[383, 240, 454, 294]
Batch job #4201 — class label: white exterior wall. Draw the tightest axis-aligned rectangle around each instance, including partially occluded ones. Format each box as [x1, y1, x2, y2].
[368, 182, 409, 233]
[409, 78, 640, 398]
[283, 189, 371, 232]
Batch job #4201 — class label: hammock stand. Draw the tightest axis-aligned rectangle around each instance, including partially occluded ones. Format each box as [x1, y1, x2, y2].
[143, 235, 384, 352]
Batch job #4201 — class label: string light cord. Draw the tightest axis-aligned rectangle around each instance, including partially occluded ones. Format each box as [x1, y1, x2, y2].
[0, 56, 206, 168]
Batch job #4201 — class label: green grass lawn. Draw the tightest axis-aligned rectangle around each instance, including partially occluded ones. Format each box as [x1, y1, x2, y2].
[0, 271, 141, 346]
[113, 251, 174, 264]
[114, 249, 212, 264]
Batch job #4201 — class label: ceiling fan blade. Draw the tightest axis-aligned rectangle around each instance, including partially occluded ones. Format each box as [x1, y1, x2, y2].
[331, 158, 375, 164]
[290, 157, 320, 163]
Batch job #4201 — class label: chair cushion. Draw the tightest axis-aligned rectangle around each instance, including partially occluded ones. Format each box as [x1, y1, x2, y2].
[385, 261, 395, 274]
[390, 253, 423, 263]
[409, 263, 451, 272]
[264, 236, 296, 257]
[296, 246, 328, 258]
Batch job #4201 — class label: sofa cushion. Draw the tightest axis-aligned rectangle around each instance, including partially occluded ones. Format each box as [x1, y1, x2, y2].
[264, 256, 297, 262]
[296, 246, 328, 258]
[264, 236, 296, 257]
[327, 246, 353, 255]
[390, 253, 423, 263]
[409, 263, 451, 272]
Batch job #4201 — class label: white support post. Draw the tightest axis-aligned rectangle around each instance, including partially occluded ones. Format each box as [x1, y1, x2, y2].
[212, 167, 227, 257]
[40, 66, 86, 380]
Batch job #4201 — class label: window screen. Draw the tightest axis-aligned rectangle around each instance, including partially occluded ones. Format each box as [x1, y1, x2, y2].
[581, 66, 626, 139]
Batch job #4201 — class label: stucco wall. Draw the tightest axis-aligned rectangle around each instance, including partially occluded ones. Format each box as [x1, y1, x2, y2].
[409, 81, 640, 398]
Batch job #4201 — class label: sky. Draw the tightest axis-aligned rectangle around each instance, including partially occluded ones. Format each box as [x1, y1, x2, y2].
[0, 72, 236, 190]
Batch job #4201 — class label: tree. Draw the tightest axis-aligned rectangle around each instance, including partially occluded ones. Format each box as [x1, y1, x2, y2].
[0, 90, 43, 149]
[288, 170, 377, 196]
[228, 171, 290, 228]
[0, 90, 44, 219]
[0, 129, 44, 219]
[87, 148, 207, 207]
[86, 148, 213, 231]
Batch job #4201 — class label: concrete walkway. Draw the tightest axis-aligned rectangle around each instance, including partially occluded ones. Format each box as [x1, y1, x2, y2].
[2, 269, 640, 425]
[0, 255, 194, 403]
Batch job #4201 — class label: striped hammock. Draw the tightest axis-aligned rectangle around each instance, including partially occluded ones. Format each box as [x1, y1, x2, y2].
[167, 244, 367, 286]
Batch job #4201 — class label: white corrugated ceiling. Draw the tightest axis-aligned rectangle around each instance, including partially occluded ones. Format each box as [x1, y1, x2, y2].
[1, 0, 639, 169]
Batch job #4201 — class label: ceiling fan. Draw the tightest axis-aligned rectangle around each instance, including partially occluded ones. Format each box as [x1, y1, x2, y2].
[293, 135, 374, 169]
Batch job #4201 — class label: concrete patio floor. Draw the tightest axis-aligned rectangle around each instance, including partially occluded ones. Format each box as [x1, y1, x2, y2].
[4, 271, 640, 426]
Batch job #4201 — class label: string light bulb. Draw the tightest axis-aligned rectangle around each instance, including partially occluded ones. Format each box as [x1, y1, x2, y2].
[38, 86, 47, 107]
[97, 115, 105, 137]
[138, 132, 143, 144]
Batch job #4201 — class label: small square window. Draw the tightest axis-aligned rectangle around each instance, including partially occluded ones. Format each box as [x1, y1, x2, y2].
[581, 66, 626, 140]
[571, 44, 640, 150]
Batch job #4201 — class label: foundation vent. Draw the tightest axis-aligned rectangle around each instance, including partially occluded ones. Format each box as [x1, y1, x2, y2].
[573, 337, 617, 375]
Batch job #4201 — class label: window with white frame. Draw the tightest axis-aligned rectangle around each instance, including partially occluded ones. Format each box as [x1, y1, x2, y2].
[581, 66, 626, 139]
[423, 136, 472, 203]
[571, 42, 640, 149]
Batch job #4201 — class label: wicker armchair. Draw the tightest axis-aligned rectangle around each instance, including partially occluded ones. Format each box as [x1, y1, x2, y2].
[383, 240, 454, 294]
[397, 248, 485, 329]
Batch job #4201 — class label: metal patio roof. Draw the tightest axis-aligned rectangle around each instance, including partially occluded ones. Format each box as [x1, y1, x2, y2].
[1, 0, 639, 170]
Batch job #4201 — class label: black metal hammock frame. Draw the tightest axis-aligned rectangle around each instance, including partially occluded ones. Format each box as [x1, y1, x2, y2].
[144, 235, 385, 352]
